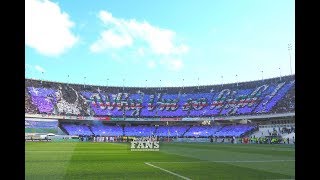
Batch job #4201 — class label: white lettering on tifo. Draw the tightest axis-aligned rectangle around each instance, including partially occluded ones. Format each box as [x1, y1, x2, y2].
[130, 137, 160, 151]
[130, 142, 137, 149]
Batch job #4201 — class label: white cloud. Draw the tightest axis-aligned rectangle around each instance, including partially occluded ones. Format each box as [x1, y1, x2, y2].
[91, 11, 188, 55]
[99, 11, 116, 24]
[125, 21, 188, 55]
[90, 30, 132, 52]
[90, 10, 189, 71]
[25, 0, 78, 56]
[35, 65, 45, 72]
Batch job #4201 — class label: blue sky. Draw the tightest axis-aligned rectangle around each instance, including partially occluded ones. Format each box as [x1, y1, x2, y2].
[25, 0, 295, 87]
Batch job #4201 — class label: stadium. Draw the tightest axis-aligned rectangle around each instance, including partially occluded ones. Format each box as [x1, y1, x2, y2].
[25, 75, 295, 179]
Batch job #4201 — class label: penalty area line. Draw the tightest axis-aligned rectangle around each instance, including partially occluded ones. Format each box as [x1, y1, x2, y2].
[144, 162, 191, 180]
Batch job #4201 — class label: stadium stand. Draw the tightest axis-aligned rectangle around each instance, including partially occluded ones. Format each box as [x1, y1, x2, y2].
[90, 124, 123, 136]
[25, 75, 295, 117]
[25, 75, 294, 143]
[124, 125, 156, 137]
[184, 126, 221, 137]
[154, 126, 190, 137]
[61, 124, 93, 136]
[212, 124, 255, 137]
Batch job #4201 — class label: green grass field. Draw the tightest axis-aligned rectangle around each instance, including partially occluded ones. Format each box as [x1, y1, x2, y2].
[25, 142, 295, 179]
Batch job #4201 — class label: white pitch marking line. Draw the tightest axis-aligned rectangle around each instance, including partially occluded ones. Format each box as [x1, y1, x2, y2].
[148, 160, 295, 163]
[144, 162, 192, 180]
[213, 160, 295, 163]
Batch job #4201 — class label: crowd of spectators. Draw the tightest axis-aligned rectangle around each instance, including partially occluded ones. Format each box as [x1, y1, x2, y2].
[61, 124, 93, 136]
[90, 124, 123, 136]
[184, 126, 221, 137]
[270, 86, 295, 114]
[154, 126, 190, 137]
[25, 89, 39, 114]
[123, 125, 156, 137]
[25, 75, 295, 118]
[60, 123, 256, 138]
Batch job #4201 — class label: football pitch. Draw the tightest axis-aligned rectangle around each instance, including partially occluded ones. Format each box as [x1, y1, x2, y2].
[25, 142, 295, 179]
